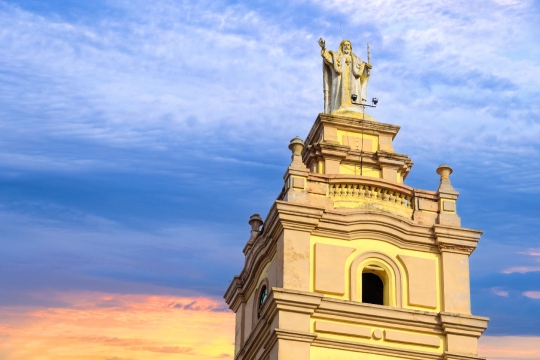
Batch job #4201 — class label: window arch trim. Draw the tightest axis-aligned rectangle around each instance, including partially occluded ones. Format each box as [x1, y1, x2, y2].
[252, 278, 270, 325]
[349, 251, 403, 307]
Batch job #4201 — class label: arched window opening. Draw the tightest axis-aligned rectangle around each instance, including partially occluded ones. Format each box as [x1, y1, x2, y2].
[350, 252, 402, 307]
[257, 285, 267, 319]
[362, 270, 384, 305]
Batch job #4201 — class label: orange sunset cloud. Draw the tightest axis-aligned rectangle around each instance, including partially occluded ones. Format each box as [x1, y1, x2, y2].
[0, 292, 234, 360]
[1, 292, 539, 360]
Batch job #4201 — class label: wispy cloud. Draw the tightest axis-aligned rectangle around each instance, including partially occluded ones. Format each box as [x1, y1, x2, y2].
[523, 291, 540, 299]
[0, 0, 539, 174]
[492, 288, 509, 297]
[168, 300, 229, 312]
[519, 249, 540, 257]
[0, 0, 319, 158]
[315, 0, 540, 158]
[501, 267, 540, 274]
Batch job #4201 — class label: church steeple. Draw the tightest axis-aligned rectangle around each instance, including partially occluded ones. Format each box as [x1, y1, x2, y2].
[225, 39, 488, 360]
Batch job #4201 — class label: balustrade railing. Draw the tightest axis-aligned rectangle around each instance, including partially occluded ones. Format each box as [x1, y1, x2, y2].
[329, 183, 413, 210]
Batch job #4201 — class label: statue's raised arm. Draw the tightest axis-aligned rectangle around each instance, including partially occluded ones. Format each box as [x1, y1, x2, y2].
[318, 38, 326, 50]
[319, 37, 334, 70]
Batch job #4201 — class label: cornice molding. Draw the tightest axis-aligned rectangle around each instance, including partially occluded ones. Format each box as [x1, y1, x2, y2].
[316, 297, 442, 333]
[265, 201, 325, 235]
[312, 337, 443, 360]
[265, 287, 323, 318]
[224, 276, 244, 312]
[437, 244, 474, 255]
[274, 329, 318, 342]
[434, 225, 483, 254]
[443, 352, 486, 360]
[304, 114, 402, 148]
[440, 312, 489, 337]
[234, 287, 488, 360]
[314, 209, 439, 252]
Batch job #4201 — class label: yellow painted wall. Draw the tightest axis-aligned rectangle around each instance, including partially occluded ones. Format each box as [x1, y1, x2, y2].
[309, 319, 443, 353]
[337, 130, 378, 152]
[309, 236, 442, 313]
[339, 163, 382, 178]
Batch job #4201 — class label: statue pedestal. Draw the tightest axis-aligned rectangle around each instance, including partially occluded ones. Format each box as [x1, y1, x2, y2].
[331, 106, 376, 121]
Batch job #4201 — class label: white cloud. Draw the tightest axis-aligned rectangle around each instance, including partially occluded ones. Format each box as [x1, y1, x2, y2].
[0, 0, 320, 150]
[0, 0, 539, 178]
[313, 0, 540, 155]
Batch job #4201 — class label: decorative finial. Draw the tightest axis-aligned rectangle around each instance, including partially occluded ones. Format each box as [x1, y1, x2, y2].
[287, 137, 307, 170]
[249, 214, 263, 232]
[436, 164, 453, 179]
[436, 164, 457, 194]
[288, 137, 304, 157]
[243, 214, 264, 255]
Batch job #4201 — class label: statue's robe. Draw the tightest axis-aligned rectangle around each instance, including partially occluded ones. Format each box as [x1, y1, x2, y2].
[322, 49, 370, 114]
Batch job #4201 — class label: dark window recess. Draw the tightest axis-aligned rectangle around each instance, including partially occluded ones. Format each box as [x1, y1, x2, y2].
[258, 286, 267, 319]
[362, 273, 384, 305]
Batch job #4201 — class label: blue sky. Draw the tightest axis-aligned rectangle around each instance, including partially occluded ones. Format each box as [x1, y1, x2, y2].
[1, 0, 540, 337]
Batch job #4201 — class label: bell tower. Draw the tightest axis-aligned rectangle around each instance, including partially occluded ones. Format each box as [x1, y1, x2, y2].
[224, 40, 488, 360]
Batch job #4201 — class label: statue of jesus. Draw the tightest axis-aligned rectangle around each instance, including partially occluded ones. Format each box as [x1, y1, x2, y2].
[319, 38, 372, 116]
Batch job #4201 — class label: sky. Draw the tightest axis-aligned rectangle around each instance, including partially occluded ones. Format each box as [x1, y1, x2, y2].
[0, 0, 539, 359]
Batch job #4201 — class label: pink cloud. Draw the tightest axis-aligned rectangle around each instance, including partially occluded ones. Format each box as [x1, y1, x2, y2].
[167, 300, 229, 312]
[492, 288, 509, 297]
[131, 346, 192, 354]
[480, 336, 540, 359]
[501, 266, 540, 274]
[523, 291, 540, 299]
[518, 248, 540, 256]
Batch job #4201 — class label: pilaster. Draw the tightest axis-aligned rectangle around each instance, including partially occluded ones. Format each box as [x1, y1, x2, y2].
[434, 225, 482, 315]
[440, 313, 489, 359]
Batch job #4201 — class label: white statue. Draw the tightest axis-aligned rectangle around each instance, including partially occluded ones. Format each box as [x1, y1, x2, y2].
[319, 38, 372, 116]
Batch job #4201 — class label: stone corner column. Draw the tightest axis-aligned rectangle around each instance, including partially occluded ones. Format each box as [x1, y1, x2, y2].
[278, 227, 312, 292]
[439, 246, 472, 314]
[434, 225, 482, 315]
[262, 289, 321, 360]
[282, 137, 310, 197]
[270, 202, 324, 291]
[440, 312, 489, 359]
